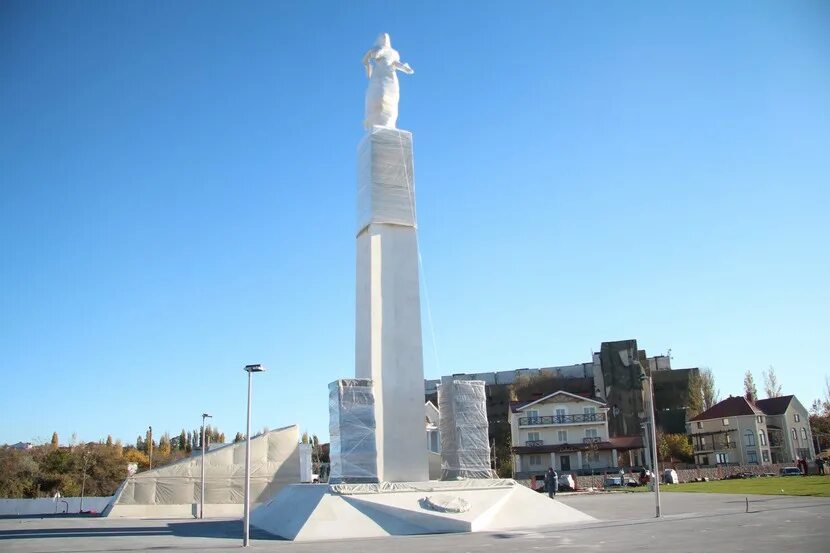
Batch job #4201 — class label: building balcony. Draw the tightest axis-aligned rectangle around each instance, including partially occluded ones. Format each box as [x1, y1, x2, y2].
[525, 440, 544, 447]
[518, 413, 606, 426]
[583, 437, 602, 444]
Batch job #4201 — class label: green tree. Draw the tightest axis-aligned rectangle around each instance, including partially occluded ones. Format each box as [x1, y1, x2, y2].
[233, 432, 245, 443]
[50, 432, 59, 450]
[179, 430, 187, 451]
[105, 435, 113, 447]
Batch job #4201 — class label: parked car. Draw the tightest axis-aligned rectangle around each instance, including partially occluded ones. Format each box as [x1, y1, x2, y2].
[662, 469, 679, 484]
[780, 467, 801, 476]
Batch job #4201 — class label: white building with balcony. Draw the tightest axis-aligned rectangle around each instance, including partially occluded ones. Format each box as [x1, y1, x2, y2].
[509, 390, 644, 478]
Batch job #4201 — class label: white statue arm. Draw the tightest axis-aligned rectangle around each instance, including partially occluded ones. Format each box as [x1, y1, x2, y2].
[362, 48, 380, 79]
[393, 61, 414, 75]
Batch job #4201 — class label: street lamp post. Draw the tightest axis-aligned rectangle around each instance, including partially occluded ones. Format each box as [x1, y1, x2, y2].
[639, 367, 661, 518]
[200, 412, 212, 519]
[148, 426, 153, 469]
[79, 451, 92, 514]
[243, 364, 266, 547]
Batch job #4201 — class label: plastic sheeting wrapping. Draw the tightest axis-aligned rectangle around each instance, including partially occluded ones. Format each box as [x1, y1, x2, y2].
[357, 126, 416, 234]
[328, 379, 378, 484]
[105, 425, 301, 515]
[439, 377, 495, 479]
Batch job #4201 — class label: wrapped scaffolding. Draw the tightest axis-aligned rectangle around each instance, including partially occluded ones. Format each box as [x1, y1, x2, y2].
[439, 377, 495, 479]
[328, 379, 378, 484]
[357, 127, 416, 234]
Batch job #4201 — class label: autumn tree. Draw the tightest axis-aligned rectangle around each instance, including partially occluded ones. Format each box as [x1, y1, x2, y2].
[700, 368, 719, 410]
[688, 371, 704, 418]
[743, 370, 758, 401]
[50, 432, 59, 450]
[657, 433, 693, 463]
[763, 366, 782, 398]
[158, 433, 172, 457]
[105, 435, 113, 447]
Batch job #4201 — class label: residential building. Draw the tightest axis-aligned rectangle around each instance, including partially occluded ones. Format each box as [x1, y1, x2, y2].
[509, 390, 644, 478]
[424, 339, 698, 475]
[688, 395, 772, 466]
[755, 395, 815, 463]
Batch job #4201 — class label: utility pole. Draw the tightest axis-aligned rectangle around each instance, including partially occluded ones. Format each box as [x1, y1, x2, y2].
[148, 426, 153, 469]
[639, 368, 661, 518]
[201, 413, 212, 519]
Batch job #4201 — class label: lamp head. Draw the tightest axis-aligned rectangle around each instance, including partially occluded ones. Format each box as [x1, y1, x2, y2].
[202, 413, 212, 419]
[244, 364, 266, 373]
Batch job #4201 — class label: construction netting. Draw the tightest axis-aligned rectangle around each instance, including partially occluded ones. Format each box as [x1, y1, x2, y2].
[105, 425, 301, 514]
[439, 377, 495, 479]
[328, 379, 378, 484]
[357, 126, 416, 234]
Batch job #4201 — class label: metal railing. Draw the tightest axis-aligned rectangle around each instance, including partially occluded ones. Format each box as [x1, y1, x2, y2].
[582, 437, 601, 444]
[525, 440, 544, 447]
[518, 413, 606, 426]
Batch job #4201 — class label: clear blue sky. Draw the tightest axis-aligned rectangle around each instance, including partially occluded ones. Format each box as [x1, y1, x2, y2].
[1, 1, 828, 446]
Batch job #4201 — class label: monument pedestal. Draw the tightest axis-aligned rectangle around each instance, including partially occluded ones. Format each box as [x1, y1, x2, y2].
[355, 126, 428, 482]
[250, 480, 595, 541]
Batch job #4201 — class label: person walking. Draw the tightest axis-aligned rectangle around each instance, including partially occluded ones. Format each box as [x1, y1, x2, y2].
[544, 467, 558, 499]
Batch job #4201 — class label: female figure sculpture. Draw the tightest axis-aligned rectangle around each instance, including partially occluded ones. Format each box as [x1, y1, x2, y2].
[363, 33, 414, 130]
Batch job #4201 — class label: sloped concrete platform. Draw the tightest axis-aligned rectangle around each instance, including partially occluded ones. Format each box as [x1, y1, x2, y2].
[250, 480, 595, 541]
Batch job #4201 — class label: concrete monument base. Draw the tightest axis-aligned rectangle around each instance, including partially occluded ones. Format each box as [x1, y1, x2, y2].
[250, 479, 594, 541]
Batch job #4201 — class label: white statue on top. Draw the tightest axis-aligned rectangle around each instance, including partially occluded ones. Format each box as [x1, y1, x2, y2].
[363, 33, 414, 130]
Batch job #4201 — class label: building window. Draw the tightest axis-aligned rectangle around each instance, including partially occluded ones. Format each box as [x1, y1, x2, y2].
[746, 450, 758, 464]
[526, 410, 539, 423]
[528, 431, 540, 442]
[696, 422, 702, 429]
[757, 416, 763, 423]
[557, 430, 568, 443]
[792, 428, 798, 442]
[585, 428, 598, 438]
[743, 430, 755, 447]
[794, 413, 800, 422]
[528, 454, 542, 466]
[715, 453, 728, 464]
[584, 406, 596, 416]
[762, 450, 770, 463]
[555, 408, 566, 420]
[429, 431, 440, 453]
[801, 428, 808, 440]
[759, 431, 766, 446]
[722, 418, 730, 426]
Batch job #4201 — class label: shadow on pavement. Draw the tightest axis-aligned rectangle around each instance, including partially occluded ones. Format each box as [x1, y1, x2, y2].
[167, 519, 285, 541]
[0, 526, 169, 540]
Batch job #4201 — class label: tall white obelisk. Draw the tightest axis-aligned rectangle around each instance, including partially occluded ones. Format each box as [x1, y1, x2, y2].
[355, 33, 428, 482]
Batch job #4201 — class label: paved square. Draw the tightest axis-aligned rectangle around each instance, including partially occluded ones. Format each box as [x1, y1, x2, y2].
[1, 492, 827, 552]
